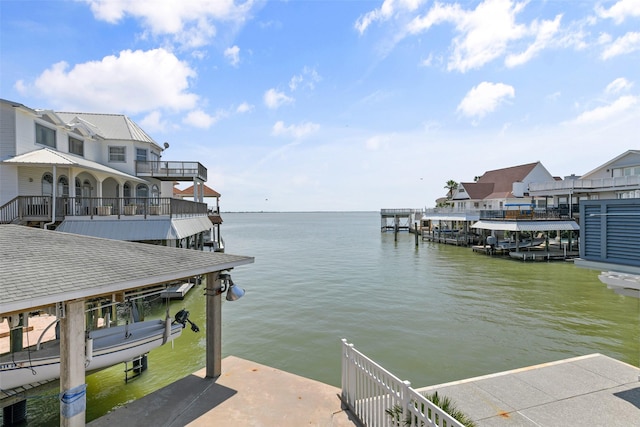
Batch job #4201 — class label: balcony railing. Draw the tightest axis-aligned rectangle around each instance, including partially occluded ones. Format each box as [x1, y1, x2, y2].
[424, 206, 580, 220]
[0, 196, 207, 224]
[529, 175, 640, 193]
[135, 161, 207, 182]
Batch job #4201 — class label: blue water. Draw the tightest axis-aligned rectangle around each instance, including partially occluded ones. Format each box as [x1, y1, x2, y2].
[7, 212, 640, 425]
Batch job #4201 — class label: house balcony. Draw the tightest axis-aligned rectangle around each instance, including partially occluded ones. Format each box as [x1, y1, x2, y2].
[529, 175, 640, 196]
[135, 161, 207, 182]
[0, 196, 208, 225]
[424, 205, 579, 221]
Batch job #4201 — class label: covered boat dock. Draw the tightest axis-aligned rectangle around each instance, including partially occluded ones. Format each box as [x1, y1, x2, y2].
[0, 225, 253, 426]
[471, 219, 580, 260]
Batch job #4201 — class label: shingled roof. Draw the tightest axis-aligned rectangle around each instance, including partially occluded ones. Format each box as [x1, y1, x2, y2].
[460, 162, 540, 200]
[0, 225, 253, 316]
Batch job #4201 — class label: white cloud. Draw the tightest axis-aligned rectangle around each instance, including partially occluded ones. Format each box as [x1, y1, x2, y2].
[236, 102, 254, 113]
[457, 82, 515, 119]
[448, 0, 529, 72]
[406, 0, 561, 72]
[272, 121, 320, 138]
[289, 66, 322, 91]
[183, 109, 226, 128]
[139, 110, 168, 133]
[601, 31, 640, 59]
[355, 0, 425, 34]
[225, 45, 240, 66]
[365, 134, 392, 150]
[263, 88, 294, 109]
[606, 77, 633, 94]
[505, 14, 562, 67]
[82, 0, 254, 48]
[596, 0, 640, 24]
[574, 95, 638, 123]
[18, 48, 198, 113]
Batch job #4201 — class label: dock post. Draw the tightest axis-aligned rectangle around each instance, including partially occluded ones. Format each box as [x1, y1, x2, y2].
[205, 272, 222, 379]
[60, 299, 87, 427]
[414, 222, 419, 247]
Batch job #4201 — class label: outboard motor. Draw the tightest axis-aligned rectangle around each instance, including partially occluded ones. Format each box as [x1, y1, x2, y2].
[173, 309, 200, 332]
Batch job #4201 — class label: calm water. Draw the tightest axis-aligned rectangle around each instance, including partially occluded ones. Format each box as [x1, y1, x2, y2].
[10, 212, 640, 425]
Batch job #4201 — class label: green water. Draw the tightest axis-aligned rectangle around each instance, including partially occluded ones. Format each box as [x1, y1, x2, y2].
[8, 212, 640, 425]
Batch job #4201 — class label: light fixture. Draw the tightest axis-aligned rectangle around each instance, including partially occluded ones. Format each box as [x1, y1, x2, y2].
[218, 271, 245, 301]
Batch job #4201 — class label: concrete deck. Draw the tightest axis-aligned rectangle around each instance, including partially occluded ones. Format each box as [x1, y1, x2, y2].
[88, 356, 359, 427]
[416, 353, 640, 426]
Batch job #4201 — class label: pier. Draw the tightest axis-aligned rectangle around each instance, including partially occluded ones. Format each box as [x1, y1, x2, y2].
[380, 208, 423, 232]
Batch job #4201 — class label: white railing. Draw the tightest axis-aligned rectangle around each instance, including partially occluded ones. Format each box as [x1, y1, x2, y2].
[341, 339, 465, 427]
[529, 175, 640, 192]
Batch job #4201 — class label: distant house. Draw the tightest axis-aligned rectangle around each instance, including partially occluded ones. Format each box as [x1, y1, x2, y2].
[529, 150, 640, 217]
[452, 161, 555, 211]
[0, 98, 221, 249]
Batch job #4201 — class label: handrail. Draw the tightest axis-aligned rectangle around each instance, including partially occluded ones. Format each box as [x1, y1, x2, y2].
[341, 339, 464, 427]
[2, 196, 207, 224]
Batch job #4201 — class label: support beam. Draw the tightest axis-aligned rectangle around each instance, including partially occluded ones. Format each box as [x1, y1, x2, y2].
[205, 272, 222, 379]
[60, 300, 86, 427]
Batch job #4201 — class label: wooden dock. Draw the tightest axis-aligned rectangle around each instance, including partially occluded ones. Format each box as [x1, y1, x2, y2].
[160, 281, 195, 300]
[380, 208, 422, 232]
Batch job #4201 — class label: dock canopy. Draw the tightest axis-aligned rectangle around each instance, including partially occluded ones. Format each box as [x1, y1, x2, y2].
[471, 220, 579, 232]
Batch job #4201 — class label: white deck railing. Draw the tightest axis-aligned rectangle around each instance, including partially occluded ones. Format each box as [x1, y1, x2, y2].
[341, 339, 465, 427]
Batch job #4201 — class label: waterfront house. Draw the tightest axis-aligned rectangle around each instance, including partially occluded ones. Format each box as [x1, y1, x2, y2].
[529, 150, 640, 218]
[422, 161, 579, 249]
[0, 98, 220, 249]
[452, 161, 556, 212]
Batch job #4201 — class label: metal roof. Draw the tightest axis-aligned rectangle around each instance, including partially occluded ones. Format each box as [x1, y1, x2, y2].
[56, 216, 213, 241]
[0, 225, 254, 316]
[471, 220, 580, 231]
[55, 112, 157, 145]
[422, 213, 480, 222]
[2, 148, 146, 183]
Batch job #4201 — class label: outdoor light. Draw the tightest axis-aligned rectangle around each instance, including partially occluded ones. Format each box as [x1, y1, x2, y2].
[218, 271, 245, 301]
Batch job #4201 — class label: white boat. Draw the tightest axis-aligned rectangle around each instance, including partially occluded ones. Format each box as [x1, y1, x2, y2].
[0, 318, 183, 390]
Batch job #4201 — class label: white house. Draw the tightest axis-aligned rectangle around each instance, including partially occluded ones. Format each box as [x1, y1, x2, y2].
[0, 98, 218, 249]
[529, 150, 640, 213]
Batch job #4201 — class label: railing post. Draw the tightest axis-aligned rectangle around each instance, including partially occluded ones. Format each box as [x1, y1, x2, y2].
[341, 338, 355, 409]
[401, 380, 411, 427]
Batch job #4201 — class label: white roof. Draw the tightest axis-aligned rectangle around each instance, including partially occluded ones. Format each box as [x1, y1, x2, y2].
[422, 213, 480, 222]
[2, 148, 146, 182]
[471, 220, 580, 232]
[56, 216, 213, 241]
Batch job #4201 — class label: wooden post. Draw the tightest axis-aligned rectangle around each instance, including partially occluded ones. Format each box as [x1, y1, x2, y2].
[414, 222, 419, 247]
[205, 272, 222, 379]
[60, 299, 86, 427]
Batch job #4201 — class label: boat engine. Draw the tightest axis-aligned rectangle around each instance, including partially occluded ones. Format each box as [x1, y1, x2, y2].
[173, 309, 200, 332]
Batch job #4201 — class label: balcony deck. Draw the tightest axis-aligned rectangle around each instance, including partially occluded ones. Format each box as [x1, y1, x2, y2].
[135, 161, 207, 182]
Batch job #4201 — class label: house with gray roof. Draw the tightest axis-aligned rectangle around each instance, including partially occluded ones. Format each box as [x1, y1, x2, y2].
[0, 99, 222, 249]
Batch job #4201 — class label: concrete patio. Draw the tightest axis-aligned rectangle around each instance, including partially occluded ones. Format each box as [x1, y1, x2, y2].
[88, 356, 359, 427]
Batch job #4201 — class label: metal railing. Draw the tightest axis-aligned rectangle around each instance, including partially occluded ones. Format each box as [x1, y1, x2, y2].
[0, 196, 207, 224]
[529, 175, 640, 193]
[341, 339, 464, 427]
[135, 160, 207, 181]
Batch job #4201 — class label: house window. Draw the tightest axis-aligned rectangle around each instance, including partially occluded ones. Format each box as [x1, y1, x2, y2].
[58, 176, 69, 197]
[75, 178, 82, 198]
[69, 137, 84, 156]
[136, 184, 149, 198]
[36, 123, 56, 148]
[42, 173, 53, 196]
[109, 146, 126, 162]
[136, 148, 148, 162]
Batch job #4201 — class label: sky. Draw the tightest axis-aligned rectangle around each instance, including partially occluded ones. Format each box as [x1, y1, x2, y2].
[1, 0, 639, 212]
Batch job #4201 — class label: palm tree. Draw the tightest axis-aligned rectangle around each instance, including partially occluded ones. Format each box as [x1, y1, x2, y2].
[444, 180, 458, 199]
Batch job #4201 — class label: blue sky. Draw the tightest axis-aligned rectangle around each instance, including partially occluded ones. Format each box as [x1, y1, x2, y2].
[1, 0, 639, 211]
